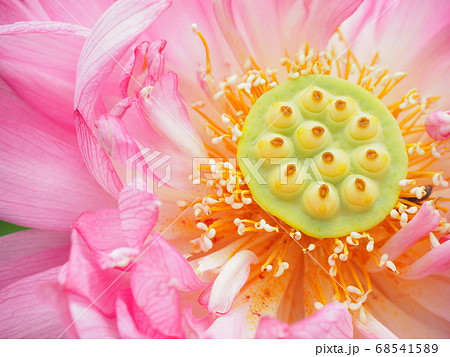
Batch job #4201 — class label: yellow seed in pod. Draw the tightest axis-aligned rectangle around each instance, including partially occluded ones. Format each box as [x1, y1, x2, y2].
[344, 176, 378, 208]
[299, 86, 330, 113]
[329, 97, 357, 122]
[348, 115, 379, 140]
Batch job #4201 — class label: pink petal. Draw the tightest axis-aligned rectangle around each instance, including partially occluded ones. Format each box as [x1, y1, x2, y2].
[116, 289, 157, 338]
[0, 0, 115, 27]
[35, 0, 116, 27]
[120, 101, 199, 190]
[256, 303, 353, 339]
[130, 238, 205, 337]
[119, 40, 167, 98]
[0, 266, 63, 338]
[366, 272, 449, 338]
[118, 186, 160, 249]
[213, 0, 362, 69]
[0, 21, 86, 130]
[208, 250, 257, 315]
[145, 0, 240, 91]
[354, 315, 398, 339]
[62, 291, 120, 338]
[0, 75, 77, 145]
[0, 120, 116, 231]
[300, 0, 363, 49]
[0, 229, 69, 266]
[73, 209, 125, 257]
[341, 0, 450, 106]
[368, 201, 441, 271]
[130, 263, 183, 337]
[182, 306, 212, 338]
[401, 240, 450, 279]
[203, 306, 250, 338]
[75, 110, 124, 199]
[96, 113, 140, 165]
[62, 229, 129, 317]
[0, 244, 69, 291]
[138, 71, 205, 157]
[75, 0, 170, 127]
[138, 236, 205, 292]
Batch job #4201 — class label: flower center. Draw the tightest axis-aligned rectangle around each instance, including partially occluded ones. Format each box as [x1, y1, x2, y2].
[237, 75, 408, 238]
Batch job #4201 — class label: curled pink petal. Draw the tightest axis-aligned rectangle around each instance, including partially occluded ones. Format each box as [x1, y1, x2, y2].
[119, 40, 167, 98]
[256, 303, 353, 339]
[401, 240, 450, 279]
[425, 110, 450, 141]
[368, 201, 441, 272]
[208, 250, 257, 315]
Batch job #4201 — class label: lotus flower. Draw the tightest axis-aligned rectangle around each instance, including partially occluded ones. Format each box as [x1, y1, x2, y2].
[1, 0, 450, 339]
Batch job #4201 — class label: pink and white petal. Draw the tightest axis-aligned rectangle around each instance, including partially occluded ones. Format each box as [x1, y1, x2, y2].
[401, 240, 450, 279]
[208, 250, 257, 315]
[368, 201, 441, 271]
[97, 113, 140, 165]
[76, 110, 124, 199]
[63, 229, 129, 317]
[118, 186, 160, 249]
[75, 0, 170, 127]
[0, 22, 86, 129]
[119, 40, 167, 98]
[139, 71, 205, 157]
[0, 121, 116, 231]
[256, 302, 353, 339]
[0, 266, 63, 338]
[203, 305, 251, 338]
